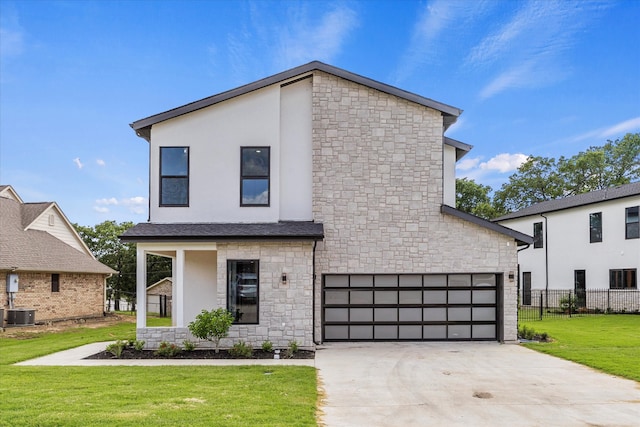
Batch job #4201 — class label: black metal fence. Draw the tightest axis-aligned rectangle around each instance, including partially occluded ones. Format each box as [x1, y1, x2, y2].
[519, 289, 640, 321]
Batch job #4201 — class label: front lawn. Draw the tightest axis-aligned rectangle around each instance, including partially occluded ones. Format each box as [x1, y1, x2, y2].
[0, 316, 318, 426]
[519, 315, 640, 382]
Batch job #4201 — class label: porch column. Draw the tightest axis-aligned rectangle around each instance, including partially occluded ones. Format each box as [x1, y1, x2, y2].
[175, 249, 185, 327]
[136, 246, 147, 328]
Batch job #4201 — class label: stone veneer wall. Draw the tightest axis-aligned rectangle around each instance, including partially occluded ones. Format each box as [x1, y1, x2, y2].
[138, 241, 315, 350]
[311, 71, 518, 342]
[1, 271, 105, 322]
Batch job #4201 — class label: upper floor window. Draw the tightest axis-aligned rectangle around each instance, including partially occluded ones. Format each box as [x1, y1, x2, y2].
[589, 212, 602, 243]
[241, 147, 270, 206]
[51, 273, 60, 292]
[625, 206, 639, 239]
[610, 269, 637, 289]
[160, 147, 189, 206]
[533, 222, 543, 248]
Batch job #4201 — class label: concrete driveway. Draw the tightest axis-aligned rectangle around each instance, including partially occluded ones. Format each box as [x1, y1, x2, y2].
[315, 342, 640, 427]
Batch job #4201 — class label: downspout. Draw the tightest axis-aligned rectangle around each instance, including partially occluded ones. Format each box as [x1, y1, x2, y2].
[541, 214, 549, 308]
[312, 240, 319, 345]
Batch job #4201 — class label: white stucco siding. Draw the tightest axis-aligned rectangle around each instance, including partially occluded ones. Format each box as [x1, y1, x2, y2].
[279, 77, 313, 220]
[148, 80, 314, 224]
[183, 250, 217, 324]
[500, 197, 640, 290]
[443, 144, 456, 207]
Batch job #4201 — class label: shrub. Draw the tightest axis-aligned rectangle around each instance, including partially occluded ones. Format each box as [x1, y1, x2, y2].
[188, 308, 234, 353]
[183, 340, 197, 352]
[132, 340, 145, 351]
[261, 340, 273, 352]
[284, 340, 299, 358]
[106, 340, 127, 358]
[559, 295, 577, 313]
[155, 341, 181, 357]
[229, 341, 253, 358]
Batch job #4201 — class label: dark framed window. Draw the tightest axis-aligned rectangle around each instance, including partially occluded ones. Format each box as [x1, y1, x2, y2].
[227, 260, 259, 324]
[51, 274, 60, 292]
[589, 212, 602, 243]
[610, 269, 637, 289]
[240, 147, 270, 206]
[160, 147, 189, 206]
[533, 222, 543, 248]
[625, 206, 639, 239]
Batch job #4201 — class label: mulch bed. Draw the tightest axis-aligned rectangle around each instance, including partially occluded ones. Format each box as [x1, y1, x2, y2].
[85, 348, 315, 360]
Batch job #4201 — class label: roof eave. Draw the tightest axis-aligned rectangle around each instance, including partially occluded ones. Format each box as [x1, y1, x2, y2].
[130, 61, 462, 142]
[441, 205, 534, 246]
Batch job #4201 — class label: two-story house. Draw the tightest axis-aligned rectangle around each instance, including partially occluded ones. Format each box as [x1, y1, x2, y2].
[122, 61, 531, 349]
[495, 182, 640, 311]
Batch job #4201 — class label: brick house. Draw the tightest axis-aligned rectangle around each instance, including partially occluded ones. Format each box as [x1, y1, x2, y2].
[1, 185, 115, 323]
[121, 61, 531, 349]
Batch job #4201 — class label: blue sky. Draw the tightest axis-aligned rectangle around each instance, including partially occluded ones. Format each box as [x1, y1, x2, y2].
[1, 0, 639, 226]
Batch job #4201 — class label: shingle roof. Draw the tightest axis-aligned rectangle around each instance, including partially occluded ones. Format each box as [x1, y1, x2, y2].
[130, 61, 462, 142]
[120, 221, 325, 242]
[0, 197, 116, 274]
[493, 182, 640, 221]
[20, 202, 52, 228]
[441, 205, 533, 245]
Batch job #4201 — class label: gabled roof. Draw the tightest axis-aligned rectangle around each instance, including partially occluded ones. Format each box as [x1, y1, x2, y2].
[441, 205, 533, 246]
[147, 277, 172, 291]
[121, 221, 324, 242]
[0, 185, 24, 203]
[0, 196, 116, 274]
[130, 61, 462, 142]
[494, 182, 640, 222]
[21, 202, 53, 228]
[444, 137, 473, 161]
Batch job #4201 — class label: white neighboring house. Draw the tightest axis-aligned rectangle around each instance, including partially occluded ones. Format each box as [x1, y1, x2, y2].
[121, 61, 531, 349]
[495, 182, 640, 310]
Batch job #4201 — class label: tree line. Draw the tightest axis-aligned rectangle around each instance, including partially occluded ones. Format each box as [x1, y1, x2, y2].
[456, 133, 640, 219]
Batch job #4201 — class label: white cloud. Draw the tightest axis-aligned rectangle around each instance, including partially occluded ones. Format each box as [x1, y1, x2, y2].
[471, 0, 609, 99]
[564, 116, 640, 143]
[457, 152, 528, 176]
[242, 191, 269, 205]
[456, 156, 480, 171]
[73, 158, 83, 169]
[96, 159, 106, 166]
[93, 206, 109, 214]
[479, 153, 528, 173]
[95, 197, 119, 205]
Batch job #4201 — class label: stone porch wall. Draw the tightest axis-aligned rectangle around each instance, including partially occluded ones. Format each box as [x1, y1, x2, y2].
[138, 242, 315, 350]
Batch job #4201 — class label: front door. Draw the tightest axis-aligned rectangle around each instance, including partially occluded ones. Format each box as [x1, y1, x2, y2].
[574, 270, 586, 308]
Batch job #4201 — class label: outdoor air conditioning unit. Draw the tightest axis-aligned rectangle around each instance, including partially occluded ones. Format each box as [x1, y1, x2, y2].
[7, 309, 35, 326]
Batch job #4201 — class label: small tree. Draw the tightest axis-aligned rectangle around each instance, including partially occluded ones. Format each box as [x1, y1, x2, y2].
[188, 308, 234, 353]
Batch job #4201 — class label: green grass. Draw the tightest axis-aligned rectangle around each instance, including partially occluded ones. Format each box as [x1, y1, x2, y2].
[0, 316, 318, 426]
[519, 315, 640, 382]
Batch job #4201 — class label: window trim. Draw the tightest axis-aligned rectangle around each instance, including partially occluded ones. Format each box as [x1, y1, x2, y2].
[533, 222, 543, 248]
[589, 212, 602, 243]
[240, 146, 270, 207]
[227, 259, 260, 325]
[609, 268, 637, 289]
[159, 146, 190, 207]
[51, 273, 60, 293]
[625, 206, 639, 239]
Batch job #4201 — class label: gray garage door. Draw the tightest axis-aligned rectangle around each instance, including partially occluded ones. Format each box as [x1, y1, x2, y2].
[322, 273, 500, 341]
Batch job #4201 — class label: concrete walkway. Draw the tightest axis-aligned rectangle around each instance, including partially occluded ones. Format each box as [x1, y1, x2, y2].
[15, 341, 640, 426]
[315, 342, 640, 427]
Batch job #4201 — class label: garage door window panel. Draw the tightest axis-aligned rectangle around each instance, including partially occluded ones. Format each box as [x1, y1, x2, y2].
[424, 290, 447, 304]
[375, 291, 397, 304]
[399, 290, 421, 304]
[350, 290, 373, 304]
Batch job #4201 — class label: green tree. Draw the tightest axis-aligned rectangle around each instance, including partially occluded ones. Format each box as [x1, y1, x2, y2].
[75, 221, 136, 311]
[188, 308, 234, 353]
[455, 178, 502, 219]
